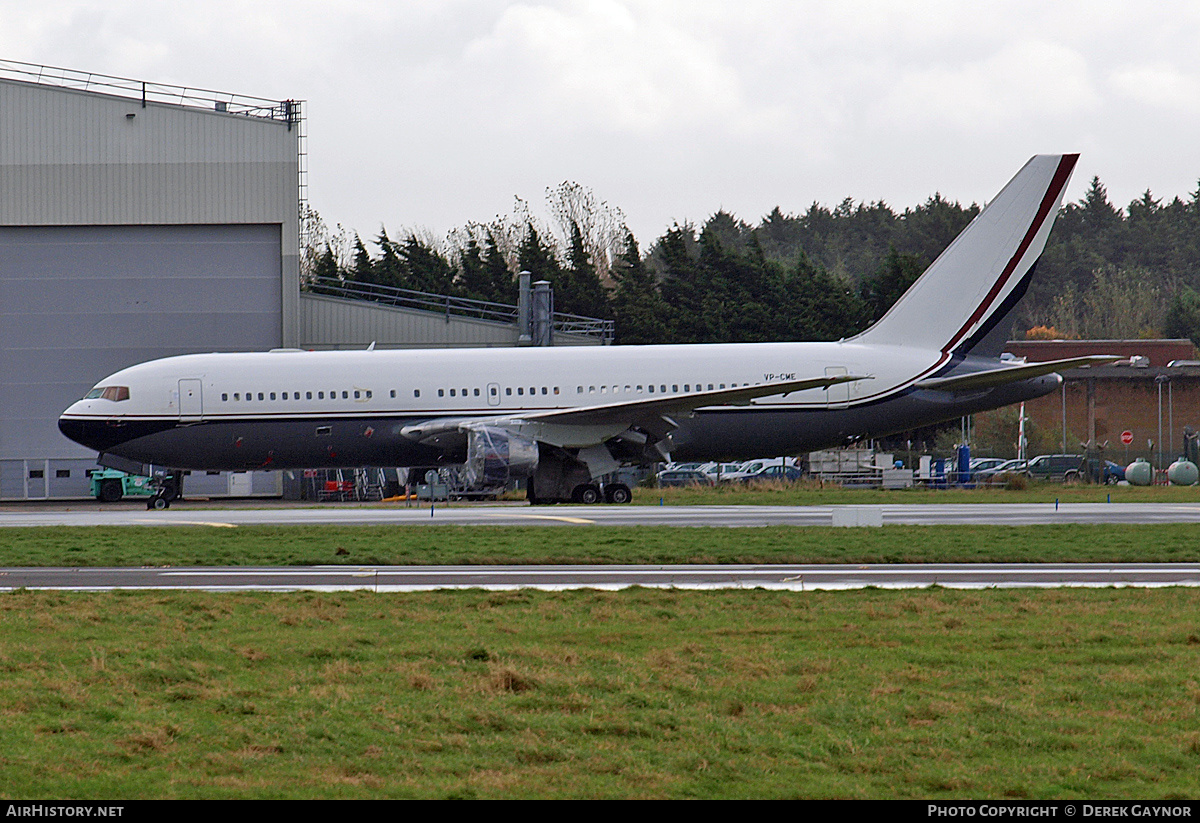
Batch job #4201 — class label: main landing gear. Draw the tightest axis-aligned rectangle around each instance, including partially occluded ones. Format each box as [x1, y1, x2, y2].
[528, 479, 632, 505]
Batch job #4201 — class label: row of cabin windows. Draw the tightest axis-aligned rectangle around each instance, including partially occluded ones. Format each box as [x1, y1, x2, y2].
[219, 382, 748, 404]
[221, 390, 373, 402]
[437, 386, 561, 398]
[579, 383, 737, 394]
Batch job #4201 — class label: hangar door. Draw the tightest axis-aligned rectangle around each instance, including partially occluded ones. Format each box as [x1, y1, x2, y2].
[0, 224, 282, 494]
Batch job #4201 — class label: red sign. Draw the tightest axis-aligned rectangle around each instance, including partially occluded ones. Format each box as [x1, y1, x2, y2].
[1121, 430, 1134, 445]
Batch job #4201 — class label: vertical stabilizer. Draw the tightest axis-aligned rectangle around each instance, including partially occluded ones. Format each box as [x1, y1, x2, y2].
[856, 154, 1077, 356]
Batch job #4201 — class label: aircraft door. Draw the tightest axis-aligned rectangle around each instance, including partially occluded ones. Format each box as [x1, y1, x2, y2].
[825, 366, 849, 408]
[487, 382, 501, 407]
[179, 379, 204, 422]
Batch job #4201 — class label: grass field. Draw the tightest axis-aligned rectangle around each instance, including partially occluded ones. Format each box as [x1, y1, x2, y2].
[629, 480, 1200, 506]
[1, 586, 1198, 799]
[0, 523, 1198, 567]
[2, 514, 1198, 798]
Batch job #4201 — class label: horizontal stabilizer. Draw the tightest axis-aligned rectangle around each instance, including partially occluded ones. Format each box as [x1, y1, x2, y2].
[915, 356, 1121, 393]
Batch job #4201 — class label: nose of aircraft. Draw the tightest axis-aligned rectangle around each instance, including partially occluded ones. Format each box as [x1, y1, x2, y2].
[58, 407, 131, 452]
[58, 414, 101, 451]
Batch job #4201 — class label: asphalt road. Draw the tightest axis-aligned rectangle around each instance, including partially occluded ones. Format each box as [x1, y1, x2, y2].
[5, 500, 1197, 592]
[2, 501, 1200, 527]
[3, 562, 1200, 592]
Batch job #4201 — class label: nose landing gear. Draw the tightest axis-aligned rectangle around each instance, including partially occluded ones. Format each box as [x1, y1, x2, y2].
[146, 472, 181, 511]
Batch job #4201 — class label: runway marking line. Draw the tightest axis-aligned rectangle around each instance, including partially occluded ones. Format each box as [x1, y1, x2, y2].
[482, 512, 596, 524]
[131, 519, 238, 528]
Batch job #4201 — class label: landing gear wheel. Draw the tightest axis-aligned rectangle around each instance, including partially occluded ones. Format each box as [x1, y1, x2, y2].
[98, 479, 123, 503]
[572, 484, 602, 504]
[604, 484, 632, 504]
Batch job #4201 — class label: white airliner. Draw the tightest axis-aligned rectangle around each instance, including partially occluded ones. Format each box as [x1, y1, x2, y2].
[60, 154, 1110, 505]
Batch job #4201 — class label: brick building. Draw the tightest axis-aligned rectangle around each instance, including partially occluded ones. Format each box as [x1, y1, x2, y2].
[982, 340, 1200, 467]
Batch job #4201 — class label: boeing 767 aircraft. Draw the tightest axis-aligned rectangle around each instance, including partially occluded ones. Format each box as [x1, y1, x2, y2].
[60, 154, 1108, 505]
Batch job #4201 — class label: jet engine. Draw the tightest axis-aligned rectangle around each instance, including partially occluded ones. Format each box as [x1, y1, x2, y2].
[464, 426, 539, 490]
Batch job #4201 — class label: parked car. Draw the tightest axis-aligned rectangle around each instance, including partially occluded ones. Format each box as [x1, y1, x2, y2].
[1082, 457, 1126, 484]
[663, 462, 705, 473]
[969, 457, 1008, 473]
[738, 457, 800, 476]
[656, 469, 715, 487]
[741, 464, 805, 483]
[1023, 454, 1085, 482]
[1101, 460, 1126, 484]
[698, 462, 751, 482]
[975, 459, 1027, 484]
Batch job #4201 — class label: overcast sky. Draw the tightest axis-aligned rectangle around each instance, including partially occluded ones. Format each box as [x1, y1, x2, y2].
[3, 1, 1199, 248]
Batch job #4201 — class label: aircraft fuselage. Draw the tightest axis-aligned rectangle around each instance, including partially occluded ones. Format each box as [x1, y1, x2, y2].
[58, 342, 1057, 471]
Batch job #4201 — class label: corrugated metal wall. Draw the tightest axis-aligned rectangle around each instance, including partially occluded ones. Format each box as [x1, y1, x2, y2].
[0, 76, 299, 499]
[300, 294, 606, 349]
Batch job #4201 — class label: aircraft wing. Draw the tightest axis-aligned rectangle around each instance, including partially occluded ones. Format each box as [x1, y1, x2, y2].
[512, 372, 869, 426]
[914, 356, 1121, 393]
[401, 372, 870, 448]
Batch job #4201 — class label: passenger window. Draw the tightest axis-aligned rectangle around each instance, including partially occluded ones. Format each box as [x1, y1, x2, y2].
[221, 393, 228, 402]
[413, 389, 420, 397]
[438, 389, 445, 397]
[318, 391, 325, 399]
[450, 389, 456, 397]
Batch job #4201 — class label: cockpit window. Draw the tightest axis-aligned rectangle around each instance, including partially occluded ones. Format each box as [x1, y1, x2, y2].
[85, 386, 130, 401]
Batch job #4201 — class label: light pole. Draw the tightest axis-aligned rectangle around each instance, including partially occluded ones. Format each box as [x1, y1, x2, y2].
[1155, 373, 1168, 471]
[1061, 378, 1067, 456]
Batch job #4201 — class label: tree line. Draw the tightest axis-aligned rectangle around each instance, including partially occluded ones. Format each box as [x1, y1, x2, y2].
[302, 175, 1200, 348]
